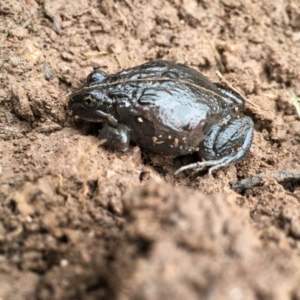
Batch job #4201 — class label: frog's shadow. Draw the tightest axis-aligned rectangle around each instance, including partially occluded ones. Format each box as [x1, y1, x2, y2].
[141, 151, 205, 178]
[71, 118, 98, 136]
[74, 121, 205, 177]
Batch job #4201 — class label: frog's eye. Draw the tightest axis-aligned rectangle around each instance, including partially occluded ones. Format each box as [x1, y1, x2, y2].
[83, 95, 98, 108]
[87, 70, 107, 86]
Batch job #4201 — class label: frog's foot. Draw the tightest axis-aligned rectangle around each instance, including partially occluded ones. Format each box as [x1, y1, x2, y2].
[175, 115, 253, 176]
[98, 124, 130, 152]
[174, 156, 237, 175]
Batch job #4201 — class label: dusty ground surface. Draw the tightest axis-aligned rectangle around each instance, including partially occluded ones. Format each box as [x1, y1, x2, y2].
[1, 0, 300, 299]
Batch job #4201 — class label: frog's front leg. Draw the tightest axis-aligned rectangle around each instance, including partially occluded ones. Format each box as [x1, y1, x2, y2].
[98, 124, 130, 152]
[175, 115, 253, 175]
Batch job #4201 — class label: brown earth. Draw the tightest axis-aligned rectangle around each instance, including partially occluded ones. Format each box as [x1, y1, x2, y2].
[1, 0, 300, 299]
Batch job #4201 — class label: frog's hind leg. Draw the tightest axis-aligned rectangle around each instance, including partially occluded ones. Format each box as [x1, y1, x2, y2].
[174, 115, 253, 175]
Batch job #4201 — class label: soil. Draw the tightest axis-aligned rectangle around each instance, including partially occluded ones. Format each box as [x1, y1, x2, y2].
[1, 0, 300, 299]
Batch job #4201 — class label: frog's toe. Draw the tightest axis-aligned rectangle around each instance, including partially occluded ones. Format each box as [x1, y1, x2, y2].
[175, 156, 235, 176]
[200, 156, 237, 175]
[174, 162, 199, 175]
[205, 161, 232, 175]
[174, 160, 215, 175]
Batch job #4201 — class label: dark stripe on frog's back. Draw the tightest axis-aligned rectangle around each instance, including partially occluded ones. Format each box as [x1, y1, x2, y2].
[105, 60, 221, 95]
[84, 61, 225, 101]
[159, 60, 221, 94]
[107, 60, 169, 81]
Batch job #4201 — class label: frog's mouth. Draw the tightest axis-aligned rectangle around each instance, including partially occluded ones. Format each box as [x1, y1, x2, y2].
[85, 111, 118, 126]
[72, 109, 109, 123]
[69, 98, 118, 127]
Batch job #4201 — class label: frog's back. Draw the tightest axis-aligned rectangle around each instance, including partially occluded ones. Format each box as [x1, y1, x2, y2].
[109, 60, 221, 95]
[111, 63, 231, 155]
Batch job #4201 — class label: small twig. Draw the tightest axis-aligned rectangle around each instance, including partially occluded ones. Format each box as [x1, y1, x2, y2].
[109, 45, 123, 69]
[6, 225, 23, 240]
[22, 18, 32, 28]
[204, 31, 225, 73]
[216, 70, 260, 109]
[265, 93, 278, 100]
[122, 0, 132, 9]
[83, 51, 109, 59]
[57, 174, 71, 204]
[232, 169, 300, 190]
[291, 92, 300, 117]
[52, 14, 62, 34]
[78, 180, 88, 211]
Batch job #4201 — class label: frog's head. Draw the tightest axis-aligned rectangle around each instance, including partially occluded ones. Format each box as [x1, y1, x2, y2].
[68, 70, 117, 124]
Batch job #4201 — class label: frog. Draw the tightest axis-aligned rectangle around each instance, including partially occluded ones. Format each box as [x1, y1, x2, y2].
[68, 60, 253, 175]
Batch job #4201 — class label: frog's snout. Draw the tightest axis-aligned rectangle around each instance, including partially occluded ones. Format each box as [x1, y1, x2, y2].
[68, 92, 110, 123]
[68, 94, 79, 109]
[68, 93, 89, 117]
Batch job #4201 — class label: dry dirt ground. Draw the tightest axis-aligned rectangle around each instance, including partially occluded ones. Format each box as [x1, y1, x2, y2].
[1, 0, 300, 299]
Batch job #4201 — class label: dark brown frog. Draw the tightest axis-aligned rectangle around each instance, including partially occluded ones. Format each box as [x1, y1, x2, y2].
[68, 60, 253, 175]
